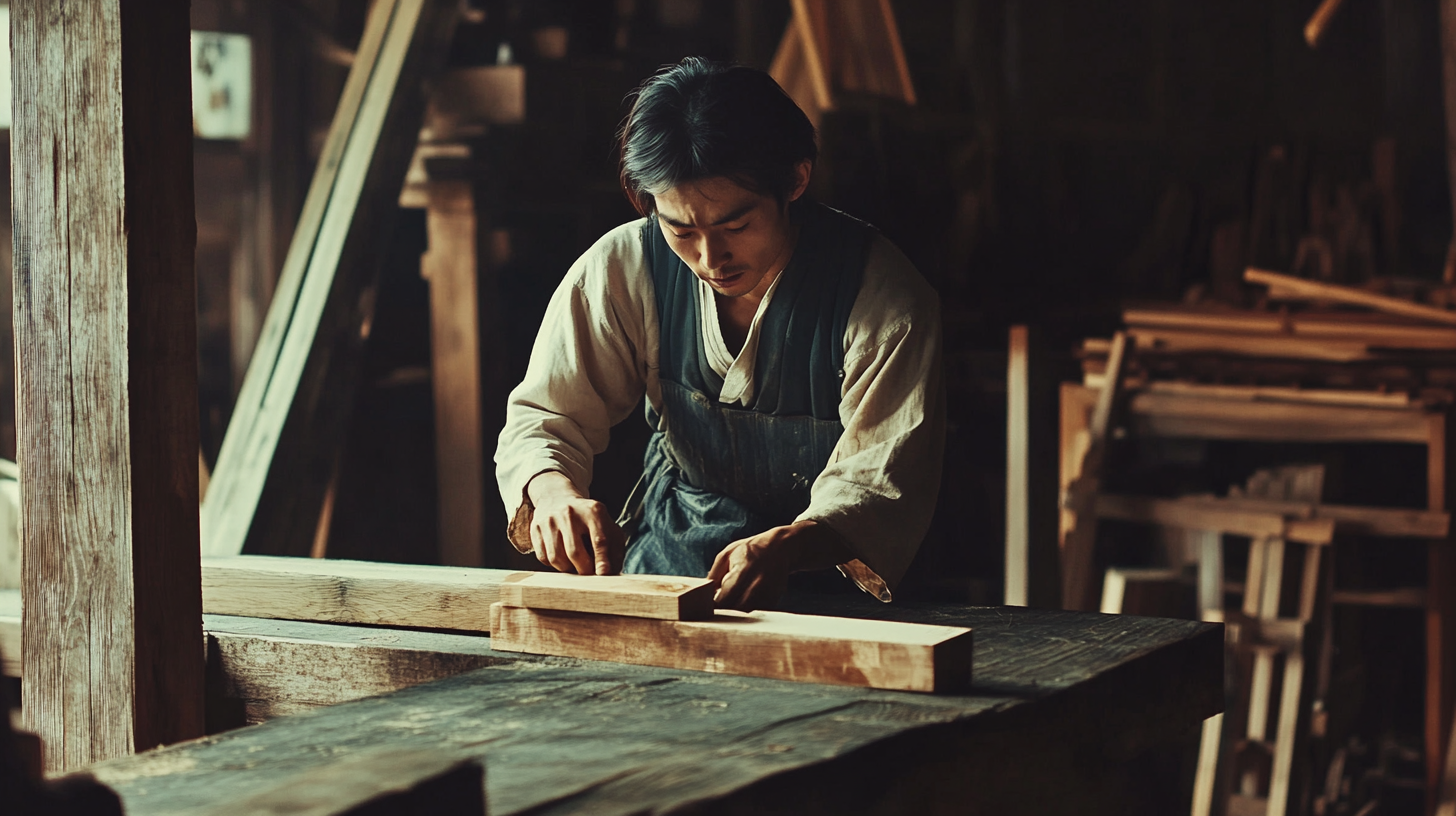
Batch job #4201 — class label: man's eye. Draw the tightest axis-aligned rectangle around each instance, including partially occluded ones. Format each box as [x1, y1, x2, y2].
[727, 224, 748, 234]
[672, 232, 691, 240]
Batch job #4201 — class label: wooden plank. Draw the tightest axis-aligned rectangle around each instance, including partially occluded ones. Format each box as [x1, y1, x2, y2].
[1101, 379, 1417, 410]
[201, 0, 457, 558]
[1094, 494, 1335, 545]
[1061, 332, 1130, 611]
[1006, 325, 1031, 606]
[201, 556, 519, 632]
[1123, 304, 1456, 349]
[1246, 268, 1456, 327]
[1094, 493, 1441, 540]
[199, 750, 484, 816]
[789, 0, 835, 111]
[1119, 388, 1436, 444]
[420, 182, 484, 567]
[497, 572, 715, 621]
[1304, 0, 1347, 47]
[490, 603, 973, 693]
[1128, 325, 1374, 362]
[12, 0, 203, 771]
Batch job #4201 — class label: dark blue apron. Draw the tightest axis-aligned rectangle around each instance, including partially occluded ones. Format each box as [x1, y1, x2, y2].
[621, 200, 872, 577]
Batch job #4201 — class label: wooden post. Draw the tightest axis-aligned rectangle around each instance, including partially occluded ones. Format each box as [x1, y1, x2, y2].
[12, 0, 202, 770]
[1005, 326, 1058, 607]
[421, 182, 484, 567]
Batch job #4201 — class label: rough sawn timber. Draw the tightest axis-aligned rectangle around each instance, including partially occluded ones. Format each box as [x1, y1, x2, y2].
[86, 602, 1223, 816]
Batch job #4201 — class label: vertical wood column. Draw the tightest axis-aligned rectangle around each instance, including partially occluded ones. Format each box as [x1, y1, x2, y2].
[12, 0, 202, 771]
[421, 182, 484, 567]
[1430, 411, 1456, 811]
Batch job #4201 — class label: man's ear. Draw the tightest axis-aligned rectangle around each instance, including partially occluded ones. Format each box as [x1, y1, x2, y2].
[787, 160, 813, 203]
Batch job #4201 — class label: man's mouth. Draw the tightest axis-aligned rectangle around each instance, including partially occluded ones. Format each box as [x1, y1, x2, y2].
[705, 269, 747, 287]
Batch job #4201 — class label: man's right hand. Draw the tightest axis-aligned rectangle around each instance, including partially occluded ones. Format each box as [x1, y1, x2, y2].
[526, 471, 625, 576]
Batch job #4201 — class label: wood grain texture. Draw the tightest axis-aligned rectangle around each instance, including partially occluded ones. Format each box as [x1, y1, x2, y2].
[201, 0, 457, 558]
[497, 572, 715, 620]
[88, 603, 1222, 816]
[201, 556, 518, 632]
[490, 603, 973, 693]
[421, 182, 484, 567]
[12, 0, 202, 771]
[198, 750, 484, 816]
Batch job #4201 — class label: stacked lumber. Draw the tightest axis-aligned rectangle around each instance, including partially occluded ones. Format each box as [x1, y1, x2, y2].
[1080, 268, 1456, 405]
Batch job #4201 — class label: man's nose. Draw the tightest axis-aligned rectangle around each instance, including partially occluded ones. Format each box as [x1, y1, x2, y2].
[701, 234, 731, 269]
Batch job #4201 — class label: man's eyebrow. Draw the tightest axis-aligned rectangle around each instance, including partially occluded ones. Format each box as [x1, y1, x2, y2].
[658, 202, 757, 230]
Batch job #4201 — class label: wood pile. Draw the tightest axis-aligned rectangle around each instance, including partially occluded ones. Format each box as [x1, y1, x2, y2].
[1080, 267, 1456, 404]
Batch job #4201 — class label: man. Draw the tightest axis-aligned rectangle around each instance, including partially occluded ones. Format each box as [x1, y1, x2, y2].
[495, 58, 944, 611]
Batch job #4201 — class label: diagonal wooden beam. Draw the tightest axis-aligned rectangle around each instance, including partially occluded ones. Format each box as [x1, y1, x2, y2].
[201, 0, 457, 557]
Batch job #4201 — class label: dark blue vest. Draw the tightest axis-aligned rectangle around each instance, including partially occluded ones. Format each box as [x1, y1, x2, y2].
[622, 201, 872, 577]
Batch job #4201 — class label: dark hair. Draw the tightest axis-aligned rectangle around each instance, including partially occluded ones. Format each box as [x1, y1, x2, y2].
[617, 58, 818, 216]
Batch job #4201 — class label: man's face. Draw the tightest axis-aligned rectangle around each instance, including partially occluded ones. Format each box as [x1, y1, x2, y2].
[653, 173, 803, 301]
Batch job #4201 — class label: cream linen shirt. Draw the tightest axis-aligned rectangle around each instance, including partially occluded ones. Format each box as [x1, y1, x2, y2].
[494, 217, 945, 595]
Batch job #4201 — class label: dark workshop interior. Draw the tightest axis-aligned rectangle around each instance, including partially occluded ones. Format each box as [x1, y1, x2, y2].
[8, 0, 1456, 814]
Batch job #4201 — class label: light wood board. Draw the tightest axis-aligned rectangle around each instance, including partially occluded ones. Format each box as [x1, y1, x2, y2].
[202, 556, 518, 632]
[489, 603, 973, 693]
[498, 572, 715, 620]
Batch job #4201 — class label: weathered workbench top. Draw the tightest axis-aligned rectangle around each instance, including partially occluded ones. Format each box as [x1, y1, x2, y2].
[85, 598, 1221, 815]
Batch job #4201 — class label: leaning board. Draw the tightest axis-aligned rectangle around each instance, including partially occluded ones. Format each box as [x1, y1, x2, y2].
[489, 603, 973, 693]
[497, 572, 715, 620]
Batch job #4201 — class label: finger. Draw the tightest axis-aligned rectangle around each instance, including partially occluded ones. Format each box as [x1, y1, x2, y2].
[530, 520, 549, 565]
[715, 564, 752, 610]
[580, 512, 613, 576]
[707, 544, 737, 588]
[543, 517, 577, 574]
[564, 514, 596, 577]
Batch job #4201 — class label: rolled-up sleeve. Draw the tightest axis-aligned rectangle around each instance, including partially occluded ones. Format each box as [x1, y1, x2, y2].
[495, 222, 656, 550]
[798, 235, 946, 595]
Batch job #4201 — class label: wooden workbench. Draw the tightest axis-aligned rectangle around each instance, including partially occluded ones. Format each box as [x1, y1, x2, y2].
[78, 598, 1221, 815]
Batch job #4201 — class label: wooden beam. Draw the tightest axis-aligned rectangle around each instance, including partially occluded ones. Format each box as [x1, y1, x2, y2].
[420, 182, 484, 567]
[199, 750, 484, 816]
[498, 573, 716, 620]
[1122, 389, 1437, 444]
[12, 0, 203, 771]
[1006, 325, 1031, 606]
[1122, 305, 1456, 350]
[1094, 495, 1337, 546]
[1246, 268, 1456, 327]
[201, 0, 457, 557]
[201, 556, 517, 632]
[490, 603, 973, 693]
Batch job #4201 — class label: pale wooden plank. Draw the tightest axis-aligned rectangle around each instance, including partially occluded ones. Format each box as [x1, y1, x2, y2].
[1128, 325, 1373, 362]
[497, 572, 715, 621]
[201, 556, 519, 632]
[13, 0, 203, 770]
[1124, 389, 1435, 444]
[202, 0, 458, 558]
[198, 750, 484, 816]
[1246, 267, 1456, 326]
[1123, 304, 1456, 349]
[1094, 494, 1335, 546]
[490, 604, 973, 693]
[420, 182, 484, 567]
[1006, 325, 1030, 606]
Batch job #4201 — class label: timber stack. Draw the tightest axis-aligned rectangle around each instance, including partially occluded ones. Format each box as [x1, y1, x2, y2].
[1080, 266, 1456, 404]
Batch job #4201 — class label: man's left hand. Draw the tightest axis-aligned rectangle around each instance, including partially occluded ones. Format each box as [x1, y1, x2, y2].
[707, 520, 852, 611]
